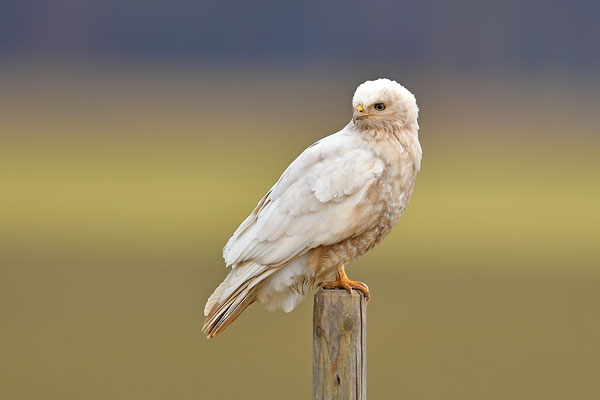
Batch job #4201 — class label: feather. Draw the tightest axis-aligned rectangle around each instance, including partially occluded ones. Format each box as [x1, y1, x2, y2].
[222, 132, 384, 268]
[202, 262, 279, 338]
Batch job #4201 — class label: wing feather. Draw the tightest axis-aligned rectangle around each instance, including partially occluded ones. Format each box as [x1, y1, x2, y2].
[223, 128, 385, 268]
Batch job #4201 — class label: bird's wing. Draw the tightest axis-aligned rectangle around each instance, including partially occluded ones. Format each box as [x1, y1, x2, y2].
[223, 129, 385, 268]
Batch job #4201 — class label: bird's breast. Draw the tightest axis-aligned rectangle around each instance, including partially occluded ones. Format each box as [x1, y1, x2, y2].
[308, 129, 421, 280]
[367, 131, 421, 231]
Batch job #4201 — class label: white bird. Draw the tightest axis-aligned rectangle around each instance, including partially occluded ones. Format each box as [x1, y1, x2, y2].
[203, 78, 422, 338]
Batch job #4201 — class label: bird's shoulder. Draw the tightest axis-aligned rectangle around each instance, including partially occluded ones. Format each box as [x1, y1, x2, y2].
[269, 125, 383, 204]
[274, 126, 366, 184]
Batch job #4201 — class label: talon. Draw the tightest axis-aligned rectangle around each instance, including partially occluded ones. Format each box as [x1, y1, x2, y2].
[321, 266, 370, 302]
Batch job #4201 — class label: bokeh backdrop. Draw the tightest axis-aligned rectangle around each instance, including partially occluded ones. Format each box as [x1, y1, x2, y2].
[1, 1, 599, 399]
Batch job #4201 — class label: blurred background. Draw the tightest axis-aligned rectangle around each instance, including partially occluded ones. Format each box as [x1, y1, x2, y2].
[1, 1, 599, 399]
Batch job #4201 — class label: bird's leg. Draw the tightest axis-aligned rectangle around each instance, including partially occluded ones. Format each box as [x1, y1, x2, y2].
[321, 265, 370, 301]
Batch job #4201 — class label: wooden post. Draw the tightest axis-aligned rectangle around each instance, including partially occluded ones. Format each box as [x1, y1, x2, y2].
[313, 288, 367, 400]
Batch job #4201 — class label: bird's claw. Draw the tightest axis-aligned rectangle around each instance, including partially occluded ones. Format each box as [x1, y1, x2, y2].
[321, 278, 370, 302]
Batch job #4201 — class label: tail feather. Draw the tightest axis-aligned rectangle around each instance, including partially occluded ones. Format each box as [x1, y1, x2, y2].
[202, 284, 258, 338]
[202, 262, 278, 338]
[203, 280, 227, 317]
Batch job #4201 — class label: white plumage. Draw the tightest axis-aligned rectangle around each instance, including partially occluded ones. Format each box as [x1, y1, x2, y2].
[203, 78, 422, 338]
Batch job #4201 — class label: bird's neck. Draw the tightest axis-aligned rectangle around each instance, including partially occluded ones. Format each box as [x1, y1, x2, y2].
[355, 120, 416, 141]
[354, 122, 422, 171]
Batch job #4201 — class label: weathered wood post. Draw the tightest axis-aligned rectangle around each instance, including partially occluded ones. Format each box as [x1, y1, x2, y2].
[313, 288, 367, 400]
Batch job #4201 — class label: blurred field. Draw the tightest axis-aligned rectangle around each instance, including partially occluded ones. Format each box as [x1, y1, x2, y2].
[1, 68, 600, 399]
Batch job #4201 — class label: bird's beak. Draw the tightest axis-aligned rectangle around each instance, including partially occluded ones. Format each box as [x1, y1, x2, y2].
[352, 104, 369, 124]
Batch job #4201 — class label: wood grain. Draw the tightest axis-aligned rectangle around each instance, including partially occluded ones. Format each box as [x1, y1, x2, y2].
[313, 288, 367, 400]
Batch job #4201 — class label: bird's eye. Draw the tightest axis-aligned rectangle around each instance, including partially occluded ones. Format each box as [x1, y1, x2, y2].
[374, 103, 386, 111]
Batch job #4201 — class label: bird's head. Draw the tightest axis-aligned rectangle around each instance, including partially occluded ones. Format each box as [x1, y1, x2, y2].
[351, 78, 418, 132]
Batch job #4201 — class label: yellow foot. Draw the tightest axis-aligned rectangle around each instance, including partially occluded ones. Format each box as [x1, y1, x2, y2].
[321, 277, 370, 302]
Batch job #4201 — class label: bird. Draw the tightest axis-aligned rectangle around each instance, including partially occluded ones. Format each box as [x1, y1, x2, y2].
[203, 78, 422, 338]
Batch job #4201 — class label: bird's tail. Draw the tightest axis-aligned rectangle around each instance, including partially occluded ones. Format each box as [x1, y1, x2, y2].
[202, 262, 277, 338]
